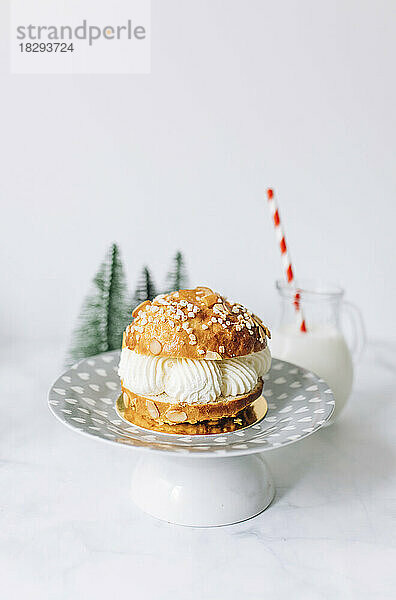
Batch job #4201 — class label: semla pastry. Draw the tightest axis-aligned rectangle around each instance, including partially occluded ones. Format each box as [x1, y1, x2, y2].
[118, 287, 271, 427]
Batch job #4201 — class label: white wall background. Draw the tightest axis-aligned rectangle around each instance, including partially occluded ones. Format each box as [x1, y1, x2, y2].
[1, 1, 395, 349]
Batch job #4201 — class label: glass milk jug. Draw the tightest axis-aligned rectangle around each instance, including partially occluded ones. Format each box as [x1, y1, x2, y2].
[270, 280, 365, 424]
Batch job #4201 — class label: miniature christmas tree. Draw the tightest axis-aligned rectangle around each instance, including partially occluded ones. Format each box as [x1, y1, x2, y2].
[165, 251, 188, 292]
[132, 266, 157, 308]
[67, 244, 130, 365]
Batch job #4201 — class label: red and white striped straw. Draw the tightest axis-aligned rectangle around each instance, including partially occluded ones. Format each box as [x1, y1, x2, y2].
[267, 188, 307, 332]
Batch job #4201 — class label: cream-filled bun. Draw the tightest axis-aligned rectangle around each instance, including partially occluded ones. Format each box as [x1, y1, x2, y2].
[118, 287, 271, 425]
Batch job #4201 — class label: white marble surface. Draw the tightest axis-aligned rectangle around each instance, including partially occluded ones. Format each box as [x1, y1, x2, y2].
[1, 340, 395, 599]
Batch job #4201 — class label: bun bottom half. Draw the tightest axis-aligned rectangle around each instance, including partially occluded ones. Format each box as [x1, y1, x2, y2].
[120, 379, 264, 426]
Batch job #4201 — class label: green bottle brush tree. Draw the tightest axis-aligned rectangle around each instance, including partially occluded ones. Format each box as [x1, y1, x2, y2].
[67, 244, 189, 365]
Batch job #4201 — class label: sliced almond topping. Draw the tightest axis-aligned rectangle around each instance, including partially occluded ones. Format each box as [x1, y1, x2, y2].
[146, 400, 160, 419]
[202, 293, 218, 308]
[259, 324, 270, 339]
[201, 323, 209, 330]
[205, 350, 222, 360]
[149, 339, 162, 355]
[166, 410, 187, 423]
[196, 286, 213, 295]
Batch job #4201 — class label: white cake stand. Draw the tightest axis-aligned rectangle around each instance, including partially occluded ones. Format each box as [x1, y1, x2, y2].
[48, 351, 334, 527]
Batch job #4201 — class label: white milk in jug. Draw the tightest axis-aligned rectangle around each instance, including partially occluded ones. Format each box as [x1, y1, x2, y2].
[270, 324, 353, 422]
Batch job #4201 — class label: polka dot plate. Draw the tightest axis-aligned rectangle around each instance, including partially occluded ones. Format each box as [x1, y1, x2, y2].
[48, 350, 334, 457]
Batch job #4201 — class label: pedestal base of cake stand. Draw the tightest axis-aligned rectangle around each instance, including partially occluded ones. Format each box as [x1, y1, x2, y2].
[130, 453, 275, 527]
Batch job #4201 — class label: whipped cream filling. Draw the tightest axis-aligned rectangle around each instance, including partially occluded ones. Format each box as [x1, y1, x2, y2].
[118, 346, 271, 405]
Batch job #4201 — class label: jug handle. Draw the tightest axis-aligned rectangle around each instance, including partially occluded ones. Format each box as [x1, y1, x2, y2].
[342, 301, 366, 363]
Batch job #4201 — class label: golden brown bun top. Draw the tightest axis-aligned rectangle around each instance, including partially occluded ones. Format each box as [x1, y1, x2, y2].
[124, 287, 271, 360]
